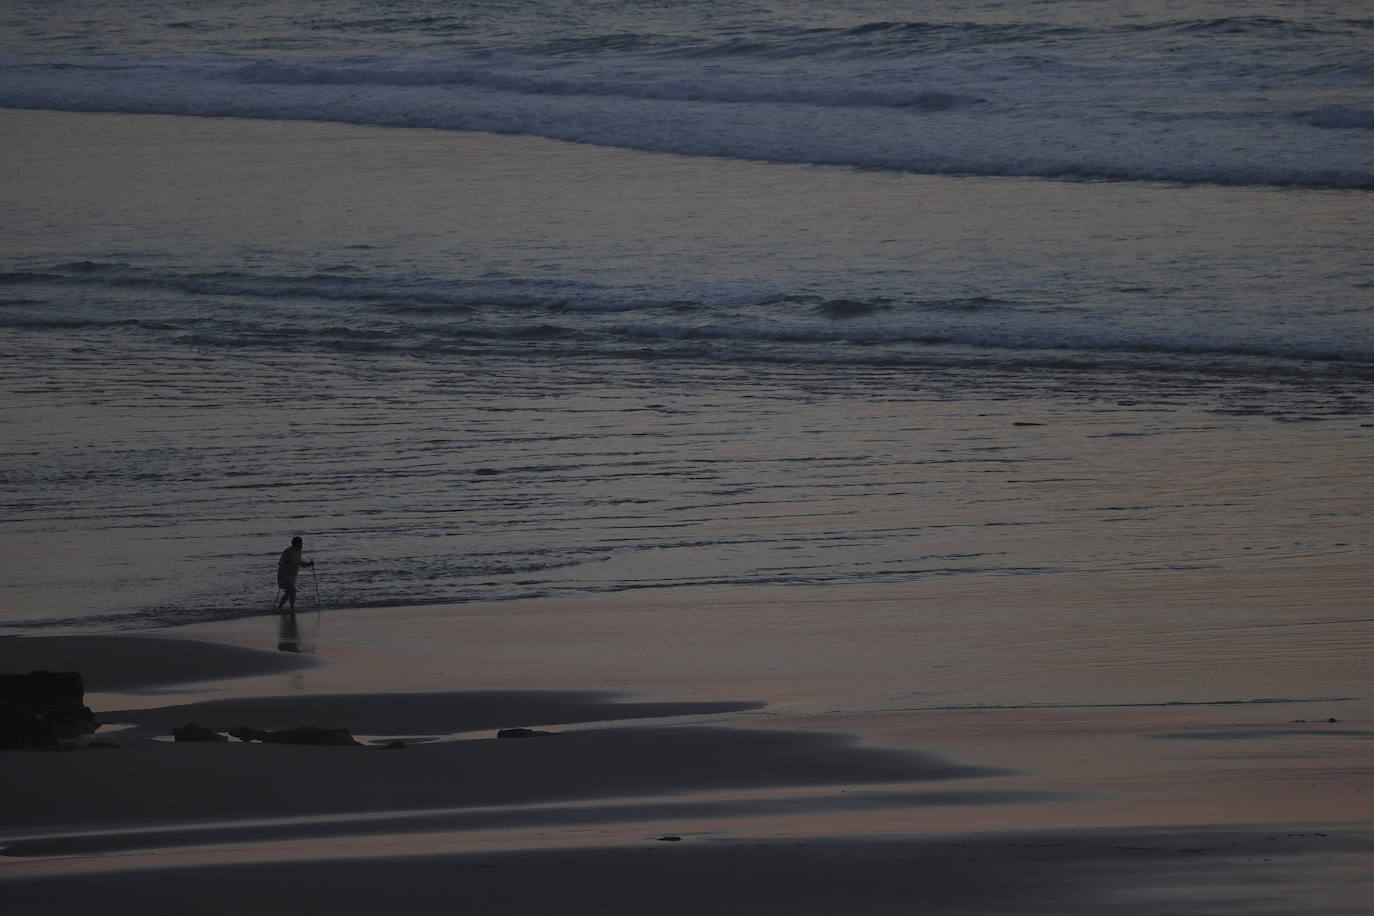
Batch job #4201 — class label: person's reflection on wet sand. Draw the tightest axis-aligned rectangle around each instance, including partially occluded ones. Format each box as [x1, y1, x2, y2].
[277, 612, 302, 653]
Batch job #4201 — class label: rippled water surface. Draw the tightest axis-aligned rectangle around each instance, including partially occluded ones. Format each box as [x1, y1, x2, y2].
[1, 0, 1371, 633]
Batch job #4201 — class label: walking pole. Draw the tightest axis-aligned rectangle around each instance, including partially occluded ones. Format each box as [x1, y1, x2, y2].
[311, 562, 321, 608]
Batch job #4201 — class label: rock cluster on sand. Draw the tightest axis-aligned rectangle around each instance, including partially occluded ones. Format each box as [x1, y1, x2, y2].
[172, 723, 361, 745]
[171, 723, 229, 742]
[496, 727, 554, 739]
[0, 670, 99, 750]
[228, 725, 360, 746]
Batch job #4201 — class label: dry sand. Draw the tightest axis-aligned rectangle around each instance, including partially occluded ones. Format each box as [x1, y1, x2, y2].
[1, 590, 1372, 914]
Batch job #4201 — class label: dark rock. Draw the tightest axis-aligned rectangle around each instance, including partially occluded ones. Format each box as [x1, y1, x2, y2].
[173, 723, 227, 742]
[497, 727, 554, 739]
[0, 706, 56, 750]
[657, 836, 683, 842]
[0, 670, 99, 750]
[230, 725, 359, 746]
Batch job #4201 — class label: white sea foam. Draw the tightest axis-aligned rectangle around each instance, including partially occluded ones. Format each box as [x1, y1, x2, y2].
[1, 0, 1371, 187]
[3, 261, 1371, 371]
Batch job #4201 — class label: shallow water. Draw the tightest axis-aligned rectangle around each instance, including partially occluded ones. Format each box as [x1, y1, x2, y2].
[1, 110, 1371, 635]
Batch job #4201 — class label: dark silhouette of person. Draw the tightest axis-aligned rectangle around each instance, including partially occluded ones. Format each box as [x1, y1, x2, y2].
[276, 536, 314, 611]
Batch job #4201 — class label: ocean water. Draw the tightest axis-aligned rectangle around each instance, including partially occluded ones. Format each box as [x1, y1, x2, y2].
[3, 0, 1372, 187]
[1, 0, 1371, 648]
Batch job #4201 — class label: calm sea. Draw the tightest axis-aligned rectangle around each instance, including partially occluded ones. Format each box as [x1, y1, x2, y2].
[1, 0, 1370, 641]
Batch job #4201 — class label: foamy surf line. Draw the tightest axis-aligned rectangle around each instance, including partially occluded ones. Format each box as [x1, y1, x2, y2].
[6, 0, 1373, 190]
[6, 256, 1374, 374]
[3, 89, 1369, 190]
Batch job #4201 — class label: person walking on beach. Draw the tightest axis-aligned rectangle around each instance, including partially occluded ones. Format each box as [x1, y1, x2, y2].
[276, 536, 314, 611]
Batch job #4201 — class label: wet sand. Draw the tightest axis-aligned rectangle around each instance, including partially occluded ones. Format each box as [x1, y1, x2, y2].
[2, 582, 1372, 914]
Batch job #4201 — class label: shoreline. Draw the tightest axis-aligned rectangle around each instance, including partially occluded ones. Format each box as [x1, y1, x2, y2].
[2, 611, 1371, 913]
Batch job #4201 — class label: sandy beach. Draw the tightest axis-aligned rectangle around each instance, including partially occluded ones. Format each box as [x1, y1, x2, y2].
[3, 580, 1371, 914]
